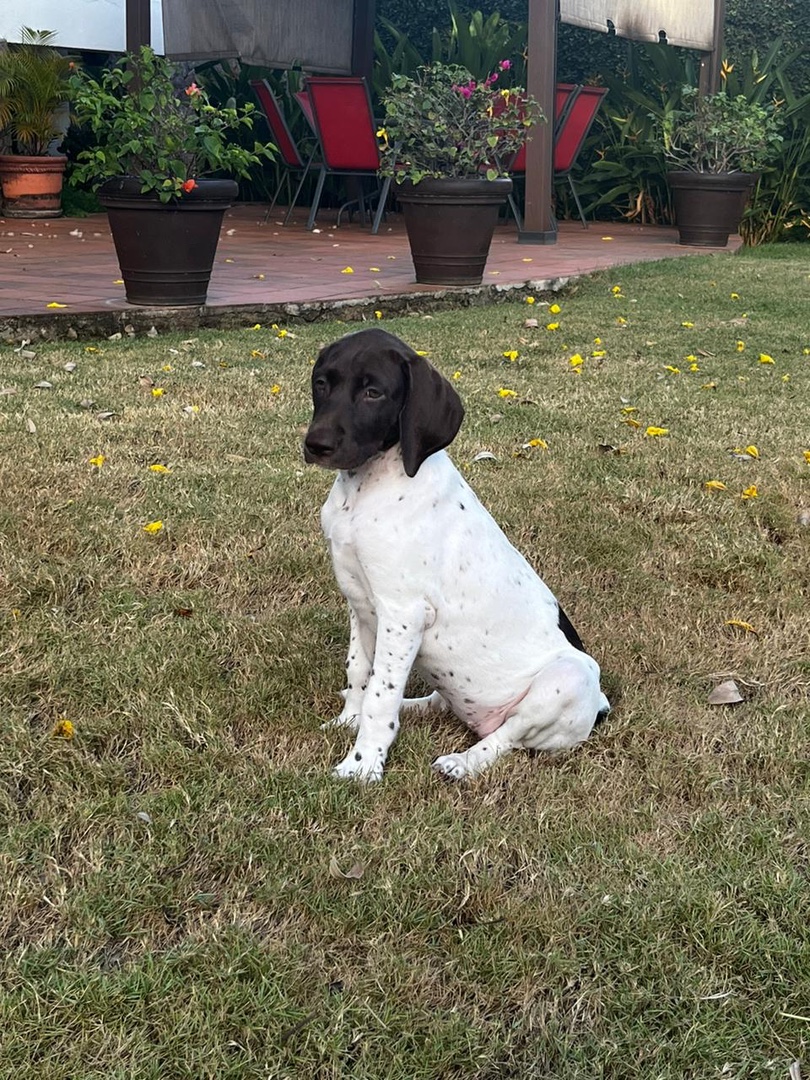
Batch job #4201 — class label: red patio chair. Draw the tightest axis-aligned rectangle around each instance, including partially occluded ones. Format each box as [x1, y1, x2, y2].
[302, 75, 391, 234]
[506, 84, 608, 230]
[251, 78, 318, 224]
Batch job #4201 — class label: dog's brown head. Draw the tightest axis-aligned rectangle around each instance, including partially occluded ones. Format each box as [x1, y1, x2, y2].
[303, 328, 464, 477]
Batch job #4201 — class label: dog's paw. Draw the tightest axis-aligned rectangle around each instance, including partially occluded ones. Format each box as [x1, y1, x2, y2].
[333, 751, 385, 783]
[431, 752, 473, 781]
[321, 708, 360, 732]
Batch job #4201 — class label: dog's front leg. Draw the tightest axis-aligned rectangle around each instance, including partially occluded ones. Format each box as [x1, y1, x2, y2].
[323, 605, 372, 731]
[333, 606, 424, 782]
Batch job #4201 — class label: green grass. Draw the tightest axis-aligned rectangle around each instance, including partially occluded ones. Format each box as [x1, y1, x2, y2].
[1, 247, 809, 1079]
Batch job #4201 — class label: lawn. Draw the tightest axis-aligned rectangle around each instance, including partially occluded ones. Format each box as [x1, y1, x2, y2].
[1, 246, 808, 1079]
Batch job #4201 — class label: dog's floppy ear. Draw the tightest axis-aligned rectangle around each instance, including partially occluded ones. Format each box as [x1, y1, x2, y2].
[399, 351, 465, 478]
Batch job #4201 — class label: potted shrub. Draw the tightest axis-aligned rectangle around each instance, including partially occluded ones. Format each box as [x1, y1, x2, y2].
[69, 47, 275, 306]
[662, 86, 783, 246]
[0, 28, 74, 218]
[378, 61, 542, 285]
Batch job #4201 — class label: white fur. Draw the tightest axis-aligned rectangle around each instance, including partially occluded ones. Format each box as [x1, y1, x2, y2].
[319, 445, 608, 781]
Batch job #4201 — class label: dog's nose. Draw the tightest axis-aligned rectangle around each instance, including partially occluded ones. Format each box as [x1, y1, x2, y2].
[304, 433, 337, 460]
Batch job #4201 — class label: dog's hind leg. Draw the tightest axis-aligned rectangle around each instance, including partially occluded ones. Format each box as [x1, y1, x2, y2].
[432, 653, 608, 781]
[401, 691, 445, 715]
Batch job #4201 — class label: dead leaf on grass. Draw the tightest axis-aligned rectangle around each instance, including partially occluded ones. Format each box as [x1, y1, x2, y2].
[328, 857, 364, 880]
[708, 680, 744, 705]
[25, 417, 37, 434]
[33, 380, 53, 390]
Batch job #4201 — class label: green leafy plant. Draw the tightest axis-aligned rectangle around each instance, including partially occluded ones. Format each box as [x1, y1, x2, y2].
[378, 60, 542, 184]
[0, 27, 74, 155]
[661, 85, 782, 174]
[69, 46, 275, 202]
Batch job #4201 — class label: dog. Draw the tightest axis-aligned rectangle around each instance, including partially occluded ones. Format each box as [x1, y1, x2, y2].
[304, 328, 609, 781]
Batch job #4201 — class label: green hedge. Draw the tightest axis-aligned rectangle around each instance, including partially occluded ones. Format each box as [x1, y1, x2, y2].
[376, 0, 810, 86]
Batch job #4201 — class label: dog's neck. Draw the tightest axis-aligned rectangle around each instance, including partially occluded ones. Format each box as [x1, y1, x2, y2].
[340, 444, 407, 485]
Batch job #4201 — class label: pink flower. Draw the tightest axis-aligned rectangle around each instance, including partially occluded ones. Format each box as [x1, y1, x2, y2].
[181, 178, 197, 193]
[499, 60, 512, 71]
[185, 82, 201, 96]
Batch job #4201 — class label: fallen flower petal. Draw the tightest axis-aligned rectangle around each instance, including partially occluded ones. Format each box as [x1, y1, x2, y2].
[46, 302, 68, 308]
[503, 350, 519, 362]
[741, 485, 759, 500]
[725, 619, 757, 633]
[52, 718, 74, 739]
[148, 464, 170, 473]
[341, 266, 354, 274]
[758, 353, 774, 364]
[88, 454, 105, 468]
[705, 480, 727, 491]
[498, 388, 517, 398]
[644, 426, 669, 437]
[143, 520, 164, 534]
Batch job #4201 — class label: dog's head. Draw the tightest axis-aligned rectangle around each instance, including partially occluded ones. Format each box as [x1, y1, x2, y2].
[303, 328, 464, 477]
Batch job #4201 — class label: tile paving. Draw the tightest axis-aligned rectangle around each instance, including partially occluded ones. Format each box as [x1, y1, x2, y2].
[0, 204, 739, 333]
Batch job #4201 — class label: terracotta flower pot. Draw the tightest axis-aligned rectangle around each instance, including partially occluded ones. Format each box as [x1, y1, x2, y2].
[0, 154, 67, 218]
[98, 177, 238, 306]
[667, 171, 758, 247]
[396, 177, 513, 286]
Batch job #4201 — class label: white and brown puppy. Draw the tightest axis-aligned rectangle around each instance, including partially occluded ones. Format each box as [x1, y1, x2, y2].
[304, 328, 609, 781]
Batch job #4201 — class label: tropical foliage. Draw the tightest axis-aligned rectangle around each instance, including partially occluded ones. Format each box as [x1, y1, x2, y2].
[660, 86, 782, 174]
[0, 27, 74, 155]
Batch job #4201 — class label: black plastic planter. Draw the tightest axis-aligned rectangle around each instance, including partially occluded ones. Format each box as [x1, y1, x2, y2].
[667, 171, 758, 247]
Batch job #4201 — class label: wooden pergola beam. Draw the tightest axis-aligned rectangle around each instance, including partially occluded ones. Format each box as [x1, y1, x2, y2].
[521, 0, 558, 244]
[126, 0, 151, 51]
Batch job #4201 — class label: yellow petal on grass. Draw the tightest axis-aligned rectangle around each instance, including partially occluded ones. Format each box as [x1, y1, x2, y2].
[148, 464, 170, 474]
[803, 449, 810, 464]
[681, 321, 694, 329]
[452, 370, 462, 380]
[744, 445, 759, 459]
[270, 385, 281, 395]
[645, 426, 669, 437]
[689, 363, 700, 372]
[341, 266, 354, 274]
[52, 718, 74, 740]
[705, 480, 727, 491]
[621, 417, 642, 429]
[701, 381, 718, 390]
[548, 303, 561, 314]
[569, 353, 584, 368]
[143, 520, 164, 534]
[250, 323, 262, 330]
[592, 350, 606, 358]
[758, 353, 775, 364]
[503, 350, 519, 362]
[151, 387, 165, 398]
[374, 310, 383, 319]
[730, 292, 740, 300]
[616, 316, 627, 326]
[741, 485, 759, 500]
[88, 454, 105, 468]
[736, 340, 745, 352]
[611, 285, 622, 295]
[498, 388, 517, 398]
[85, 346, 98, 353]
[525, 296, 536, 305]
[664, 366, 681, 374]
[725, 618, 757, 633]
[525, 438, 548, 449]
[546, 322, 560, 331]
[251, 350, 266, 359]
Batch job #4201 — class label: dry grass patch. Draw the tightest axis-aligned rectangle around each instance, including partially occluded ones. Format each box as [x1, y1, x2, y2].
[1, 246, 808, 1079]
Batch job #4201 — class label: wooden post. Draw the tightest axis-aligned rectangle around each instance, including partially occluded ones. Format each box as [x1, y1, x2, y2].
[126, 0, 151, 51]
[699, 0, 726, 95]
[520, 0, 558, 244]
[352, 0, 376, 80]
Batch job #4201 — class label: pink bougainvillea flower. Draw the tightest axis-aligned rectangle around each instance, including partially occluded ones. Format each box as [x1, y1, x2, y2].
[499, 60, 512, 70]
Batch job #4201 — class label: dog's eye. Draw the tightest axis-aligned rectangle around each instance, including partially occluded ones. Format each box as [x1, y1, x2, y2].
[363, 387, 383, 401]
[313, 377, 328, 394]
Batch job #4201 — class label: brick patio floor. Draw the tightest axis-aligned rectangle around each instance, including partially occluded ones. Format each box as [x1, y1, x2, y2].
[0, 205, 738, 336]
